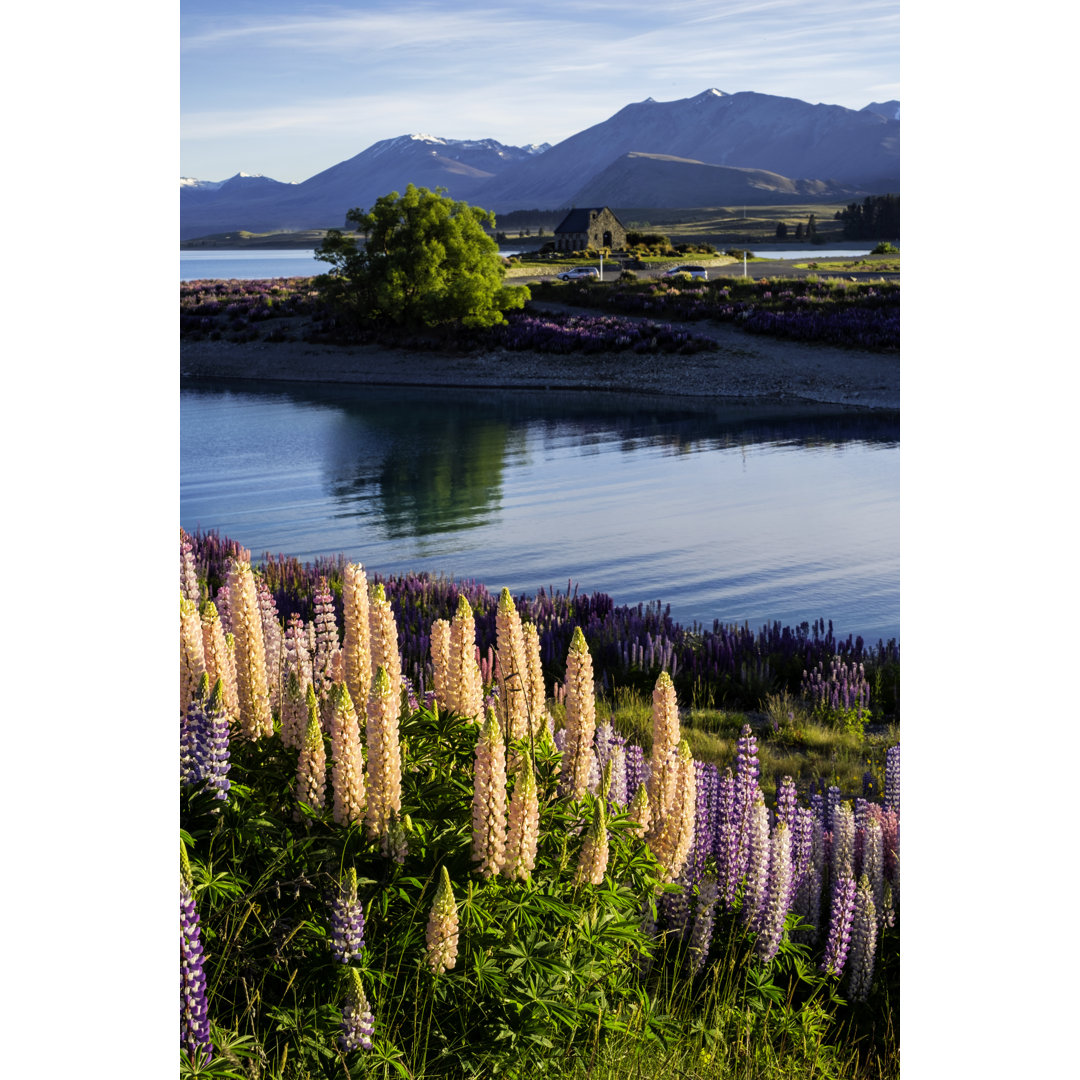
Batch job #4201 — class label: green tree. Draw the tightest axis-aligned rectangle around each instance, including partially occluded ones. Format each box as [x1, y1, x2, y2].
[315, 184, 529, 329]
[775, 221, 789, 239]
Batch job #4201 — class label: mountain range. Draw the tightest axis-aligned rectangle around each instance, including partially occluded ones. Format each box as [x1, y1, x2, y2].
[180, 89, 899, 240]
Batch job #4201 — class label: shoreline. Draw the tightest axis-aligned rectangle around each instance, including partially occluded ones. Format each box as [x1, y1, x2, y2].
[181, 308, 899, 411]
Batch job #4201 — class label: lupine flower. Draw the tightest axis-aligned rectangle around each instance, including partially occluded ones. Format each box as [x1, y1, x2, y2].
[369, 583, 403, 710]
[741, 793, 771, 928]
[342, 563, 372, 712]
[201, 601, 239, 720]
[625, 743, 650, 797]
[181, 596, 207, 718]
[880, 806, 900, 898]
[825, 786, 841, 832]
[661, 870, 693, 941]
[685, 761, 718, 886]
[425, 866, 460, 972]
[280, 670, 307, 751]
[503, 750, 540, 881]
[471, 707, 508, 877]
[647, 672, 681, 830]
[180, 674, 211, 788]
[607, 744, 628, 808]
[832, 802, 856, 881]
[716, 768, 743, 908]
[821, 875, 858, 975]
[861, 816, 885, 930]
[444, 594, 481, 721]
[522, 621, 547, 736]
[312, 577, 340, 708]
[382, 810, 411, 864]
[296, 687, 327, 815]
[365, 665, 402, 843]
[430, 618, 451, 711]
[181, 843, 212, 1062]
[558, 628, 597, 800]
[776, 776, 798, 832]
[885, 744, 900, 813]
[650, 740, 696, 882]
[496, 588, 531, 742]
[227, 559, 273, 740]
[339, 967, 375, 1052]
[689, 872, 719, 973]
[575, 798, 610, 886]
[181, 529, 200, 604]
[754, 821, 794, 963]
[203, 679, 231, 801]
[256, 577, 284, 711]
[329, 684, 366, 828]
[329, 867, 366, 963]
[846, 875, 878, 1001]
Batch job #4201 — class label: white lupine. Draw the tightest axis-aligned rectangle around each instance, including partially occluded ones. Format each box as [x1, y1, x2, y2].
[522, 621, 547, 735]
[329, 684, 366, 828]
[862, 817, 886, 930]
[495, 588, 531, 743]
[650, 741, 696, 883]
[447, 595, 482, 722]
[503, 751, 540, 881]
[430, 618, 451, 711]
[342, 563, 372, 714]
[647, 672, 681, 834]
[256, 578, 285, 711]
[471, 708, 508, 877]
[296, 688, 327, 815]
[201, 601, 239, 720]
[741, 793, 771, 927]
[180, 596, 207, 718]
[365, 665, 402, 842]
[558, 628, 596, 800]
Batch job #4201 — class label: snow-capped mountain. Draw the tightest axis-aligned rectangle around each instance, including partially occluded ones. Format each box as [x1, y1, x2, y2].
[180, 90, 898, 238]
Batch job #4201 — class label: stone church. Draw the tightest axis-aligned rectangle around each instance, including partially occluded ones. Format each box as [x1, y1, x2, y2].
[552, 207, 627, 252]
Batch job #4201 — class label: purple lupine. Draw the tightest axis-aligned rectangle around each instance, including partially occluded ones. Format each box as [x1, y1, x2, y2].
[686, 761, 718, 886]
[624, 743, 649, 795]
[181, 844, 212, 1063]
[714, 767, 740, 907]
[821, 875, 858, 976]
[754, 821, 794, 964]
[810, 791, 825, 827]
[339, 968, 374, 1052]
[825, 786, 841, 832]
[180, 676, 210, 788]
[776, 776, 798, 832]
[689, 871, 719, 974]
[661, 872, 693, 942]
[329, 868, 366, 964]
[885, 745, 900, 813]
[846, 875, 878, 1001]
[203, 679, 231, 801]
[789, 806, 815, 907]
[792, 817, 825, 943]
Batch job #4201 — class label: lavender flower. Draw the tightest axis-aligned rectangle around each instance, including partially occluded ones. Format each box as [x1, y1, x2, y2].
[776, 776, 798, 832]
[181, 844, 212, 1062]
[754, 821, 793, 964]
[846, 875, 878, 1001]
[689, 871, 719, 973]
[329, 867, 366, 963]
[832, 802, 856, 881]
[885, 744, 900, 813]
[741, 794, 770, 928]
[339, 967, 374, 1052]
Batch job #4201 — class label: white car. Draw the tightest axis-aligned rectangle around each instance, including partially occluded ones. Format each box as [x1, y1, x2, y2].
[664, 265, 708, 280]
[557, 266, 600, 281]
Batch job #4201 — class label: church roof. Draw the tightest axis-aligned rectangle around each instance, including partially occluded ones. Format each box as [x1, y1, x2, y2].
[554, 207, 610, 233]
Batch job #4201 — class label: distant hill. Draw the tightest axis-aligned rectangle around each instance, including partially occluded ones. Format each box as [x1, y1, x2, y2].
[180, 88, 899, 238]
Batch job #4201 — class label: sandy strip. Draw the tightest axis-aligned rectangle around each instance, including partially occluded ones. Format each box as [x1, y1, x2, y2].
[181, 306, 899, 411]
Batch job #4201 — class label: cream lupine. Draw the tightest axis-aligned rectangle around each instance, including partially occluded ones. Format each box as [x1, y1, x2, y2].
[429, 618, 451, 711]
[502, 751, 540, 881]
[646, 672, 681, 835]
[495, 588, 530, 743]
[558, 628, 597, 800]
[201, 602, 239, 719]
[227, 560, 274, 740]
[471, 707, 508, 877]
[575, 799, 610, 886]
[329, 684, 366, 827]
[181, 596, 207, 717]
[342, 563, 372, 713]
[649, 740, 696, 883]
[296, 686, 327, 814]
[447, 595, 483, 722]
[628, 783, 652, 838]
[364, 665, 402, 842]
[368, 584, 402, 709]
[425, 866, 460, 973]
[522, 622, 547, 736]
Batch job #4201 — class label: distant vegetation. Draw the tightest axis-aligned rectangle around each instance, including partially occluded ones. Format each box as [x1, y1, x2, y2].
[834, 196, 900, 241]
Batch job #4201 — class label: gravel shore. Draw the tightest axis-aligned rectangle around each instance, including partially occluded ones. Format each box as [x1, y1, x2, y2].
[180, 303, 899, 411]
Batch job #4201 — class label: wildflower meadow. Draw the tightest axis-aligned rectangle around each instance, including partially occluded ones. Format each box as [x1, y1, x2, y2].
[180, 528, 899, 1079]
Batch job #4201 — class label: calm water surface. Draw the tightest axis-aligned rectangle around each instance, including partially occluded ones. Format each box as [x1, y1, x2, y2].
[180, 382, 899, 643]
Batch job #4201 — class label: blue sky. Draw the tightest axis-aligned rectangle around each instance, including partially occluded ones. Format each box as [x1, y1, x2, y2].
[181, 0, 900, 182]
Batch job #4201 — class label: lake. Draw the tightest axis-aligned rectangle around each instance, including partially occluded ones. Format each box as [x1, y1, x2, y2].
[180, 381, 899, 644]
[179, 247, 877, 282]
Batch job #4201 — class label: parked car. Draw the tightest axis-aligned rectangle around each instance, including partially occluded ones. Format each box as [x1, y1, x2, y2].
[557, 266, 600, 281]
[663, 265, 708, 280]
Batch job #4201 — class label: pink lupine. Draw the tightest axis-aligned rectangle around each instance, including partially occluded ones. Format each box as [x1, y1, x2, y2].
[502, 750, 540, 881]
[471, 707, 508, 877]
[181, 596, 207, 718]
[180, 528, 200, 605]
[558, 628, 597, 800]
[368, 583, 403, 710]
[365, 665, 402, 844]
[201, 602, 239, 720]
[227, 560, 273, 740]
[430, 618, 451, 711]
[296, 686, 327, 815]
[256, 577, 285, 711]
[447, 594, 482, 722]
[575, 798, 610, 886]
[312, 577, 340, 707]
[425, 866, 460, 973]
[329, 684, 366, 828]
[342, 563, 372, 715]
[496, 588, 531, 742]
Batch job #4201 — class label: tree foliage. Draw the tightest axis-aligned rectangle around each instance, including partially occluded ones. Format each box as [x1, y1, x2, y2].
[315, 185, 529, 330]
[835, 194, 900, 240]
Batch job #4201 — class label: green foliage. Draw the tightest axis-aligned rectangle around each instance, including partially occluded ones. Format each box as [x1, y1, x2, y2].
[870, 241, 899, 255]
[835, 195, 900, 241]
[315, 184, 530, 330]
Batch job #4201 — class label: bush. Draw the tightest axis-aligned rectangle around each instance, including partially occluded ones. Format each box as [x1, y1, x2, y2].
[871, 241, 899, 255]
